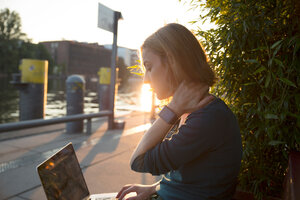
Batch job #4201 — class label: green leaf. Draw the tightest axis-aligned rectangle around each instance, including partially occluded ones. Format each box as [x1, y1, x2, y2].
[273, 58, 284, 68]
[265, 72, 271, 88]
[127, 66, 137, 69]
[130, 72, 144, 76]
[243, 102, 255, 106]
[268, 140, 285, 146]
[245, 59, 259, 64]
[243, 82, 256, 86]
[279, 78, 297, 88]
[268, 58, 273, 67]
[265, 114, 279, 119]
[272, 44, 282, 57]
[294, 38, 300, 57]
[287, 112, 299, 118]
[271, 40, 283, 49]
[253, 66, 266, 75]
[251, 46, 268, 51]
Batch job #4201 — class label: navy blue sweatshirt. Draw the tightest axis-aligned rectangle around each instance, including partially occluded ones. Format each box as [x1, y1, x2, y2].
[131, 98, 242, 200]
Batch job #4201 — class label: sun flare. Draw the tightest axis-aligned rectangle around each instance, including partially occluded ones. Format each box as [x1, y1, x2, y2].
[139, 84, 154, 112]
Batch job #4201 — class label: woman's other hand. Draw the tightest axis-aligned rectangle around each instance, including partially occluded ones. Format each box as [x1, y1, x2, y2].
[168, 82, 215, 116]
[116, 183, 156, 200]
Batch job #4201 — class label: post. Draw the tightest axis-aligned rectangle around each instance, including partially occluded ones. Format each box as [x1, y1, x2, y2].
[11, 59, 48, 121]
[97, 3, 125, 130]
[98, 67, 111, 111]
[108, 11, 121, 130]
[86, 118, 92, 135]
[66, 75, 85, 133]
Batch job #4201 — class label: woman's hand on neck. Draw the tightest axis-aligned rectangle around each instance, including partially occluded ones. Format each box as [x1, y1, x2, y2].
[168, 82, 215, 117]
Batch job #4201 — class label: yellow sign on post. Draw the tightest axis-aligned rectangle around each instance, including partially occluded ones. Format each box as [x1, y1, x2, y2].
[18, 58, 48, 120]
[98, 67, 111, 85]
[19, 59, 48, 84]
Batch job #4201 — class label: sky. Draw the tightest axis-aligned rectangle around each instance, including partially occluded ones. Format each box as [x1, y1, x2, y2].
[0, 0, 214, 49]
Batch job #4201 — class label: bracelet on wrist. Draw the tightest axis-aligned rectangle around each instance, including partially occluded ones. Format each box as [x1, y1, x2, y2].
[158, 106, 179, 124]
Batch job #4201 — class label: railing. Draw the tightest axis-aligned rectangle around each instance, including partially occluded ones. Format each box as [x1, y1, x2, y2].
[0, 110, 113, 134]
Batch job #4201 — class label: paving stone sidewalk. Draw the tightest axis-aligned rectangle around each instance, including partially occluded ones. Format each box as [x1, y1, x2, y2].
[0, 112, 160, 200]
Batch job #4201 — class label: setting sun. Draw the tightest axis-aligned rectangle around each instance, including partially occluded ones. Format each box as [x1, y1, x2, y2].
[139, 84, 154, 112]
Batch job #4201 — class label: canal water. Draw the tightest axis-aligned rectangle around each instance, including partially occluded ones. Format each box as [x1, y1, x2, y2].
[0, 76, 144, 124]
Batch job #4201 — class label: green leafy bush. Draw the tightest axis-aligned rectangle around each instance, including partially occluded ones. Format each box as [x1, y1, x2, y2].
[187, 0, 300, 198]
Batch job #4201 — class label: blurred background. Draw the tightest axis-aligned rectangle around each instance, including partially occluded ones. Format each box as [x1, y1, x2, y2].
[0, 0, 213, 123]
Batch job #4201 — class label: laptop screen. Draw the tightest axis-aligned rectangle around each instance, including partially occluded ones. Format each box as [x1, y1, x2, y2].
[37, 143, 90, 200]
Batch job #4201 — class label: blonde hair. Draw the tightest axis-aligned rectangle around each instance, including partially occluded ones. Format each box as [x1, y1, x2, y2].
[141, 23, 217, 91]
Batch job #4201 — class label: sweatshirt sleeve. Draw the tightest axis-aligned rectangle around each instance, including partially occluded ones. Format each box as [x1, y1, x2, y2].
[131, 108, 226, 175]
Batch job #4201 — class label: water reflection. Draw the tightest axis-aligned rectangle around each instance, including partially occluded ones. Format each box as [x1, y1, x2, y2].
[0, 76, 19, 123]
[0, 76, 145, 124]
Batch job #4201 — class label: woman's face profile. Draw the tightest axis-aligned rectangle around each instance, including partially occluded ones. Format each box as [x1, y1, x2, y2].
[142, 48, 173, 100]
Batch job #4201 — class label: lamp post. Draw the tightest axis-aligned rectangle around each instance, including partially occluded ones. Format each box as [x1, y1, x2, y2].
[98, 3, 124, 129]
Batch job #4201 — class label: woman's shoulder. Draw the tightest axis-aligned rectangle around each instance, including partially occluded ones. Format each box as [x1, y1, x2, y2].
[189, 96, 227, 115]
[186, 96, 235, 125]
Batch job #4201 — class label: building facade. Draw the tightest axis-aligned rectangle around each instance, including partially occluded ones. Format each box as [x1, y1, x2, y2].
[40, 41, 112, 77]
[41, 40, 142, 92]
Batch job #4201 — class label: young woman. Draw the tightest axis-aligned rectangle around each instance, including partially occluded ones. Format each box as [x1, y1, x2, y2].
[116, 23, 242, 200]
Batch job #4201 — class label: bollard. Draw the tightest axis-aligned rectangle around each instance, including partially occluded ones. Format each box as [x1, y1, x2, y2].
[11, 59, 48, 121]
[66, 75, 85, 133]
[98, 67, 125, 129]
[97, 67, 120, 111]
[97, 67, 111, 110]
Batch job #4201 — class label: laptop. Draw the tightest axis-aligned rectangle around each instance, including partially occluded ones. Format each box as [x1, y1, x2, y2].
[37, 142, 135, 200]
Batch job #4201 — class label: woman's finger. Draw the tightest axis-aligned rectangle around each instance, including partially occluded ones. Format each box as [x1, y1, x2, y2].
[116, 185, 131, 198]
[126, 193, 149, 200]
[117, 185, 137, 200]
